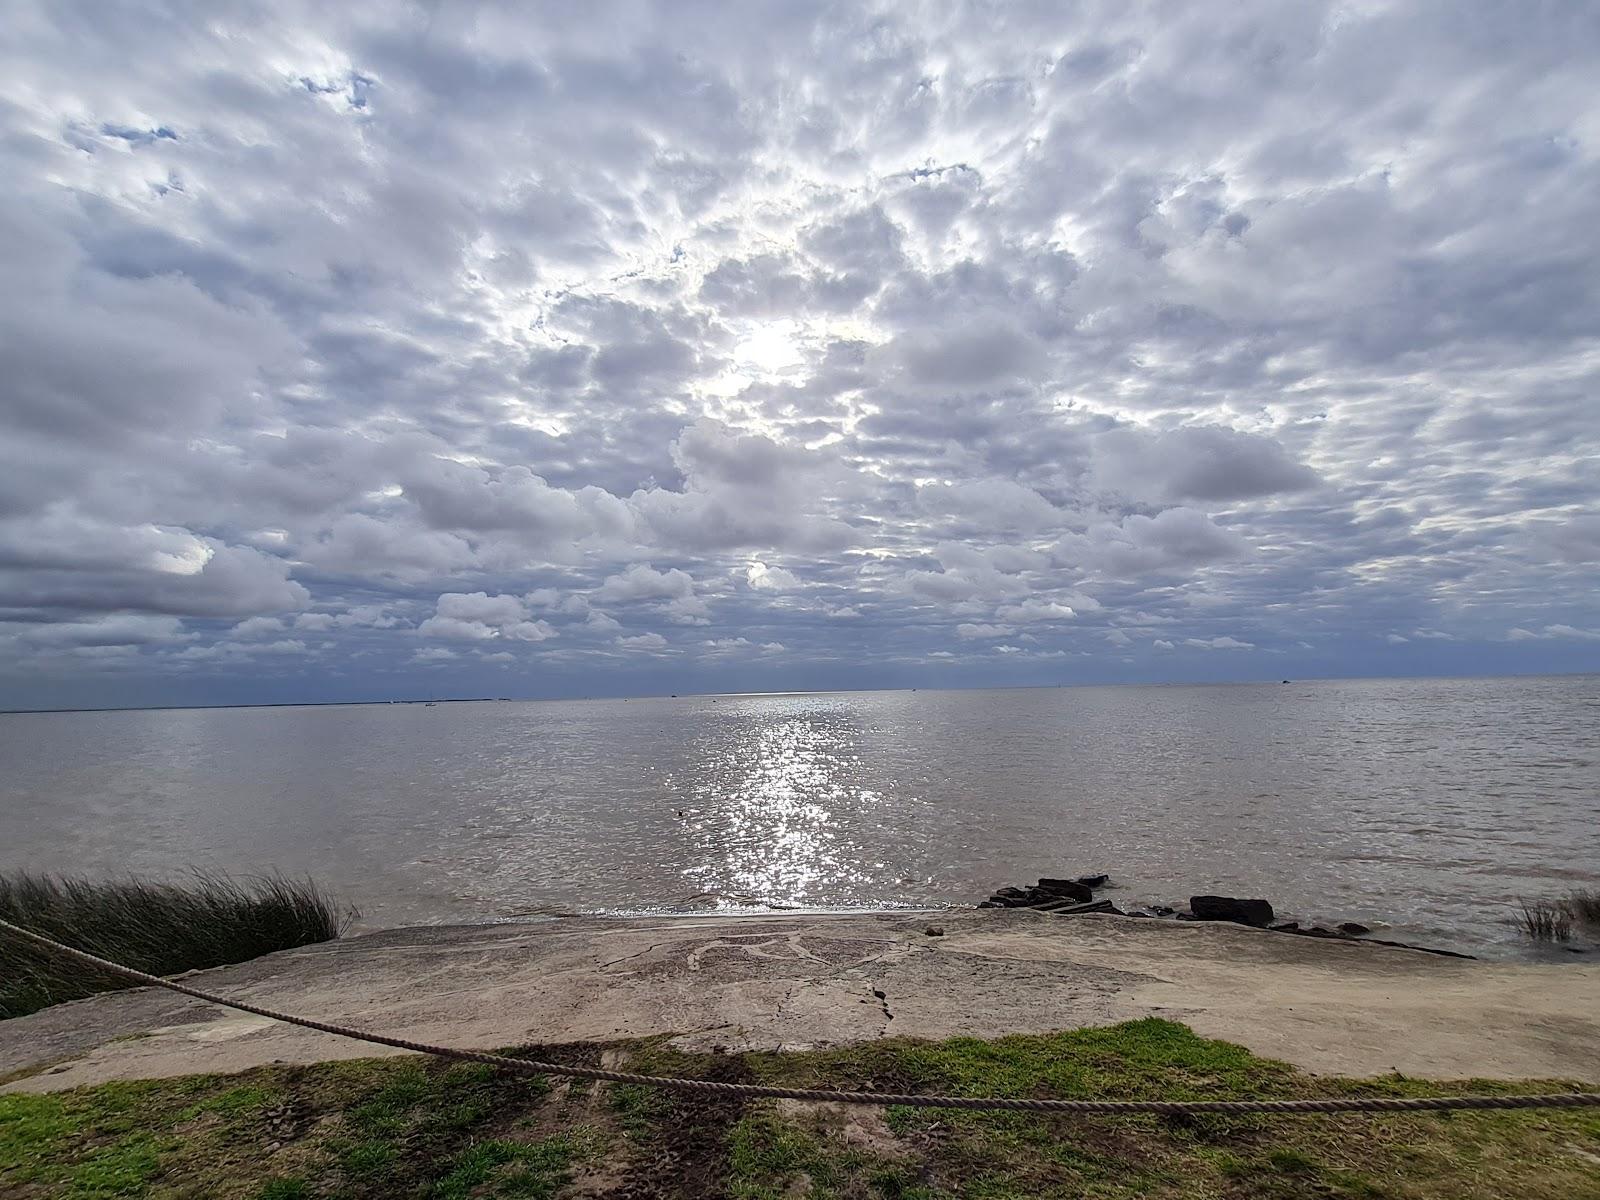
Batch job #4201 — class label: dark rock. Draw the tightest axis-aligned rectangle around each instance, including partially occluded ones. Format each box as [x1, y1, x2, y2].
[976, 901, 999, 909]
[1337, 922, 1371, 936]
[1035, 879, 1094, 903]
[925, 925, 944, 937]
[1269, 921, 1301, 933]
[995, 887, 1029, 899]
[1189, 895, 1275, 928]
[1299, 925, 1339, 938]
[1148, 905, 1176, 917]
[1074, 874, 1109, 889]
[1126, 910, 1154, 918]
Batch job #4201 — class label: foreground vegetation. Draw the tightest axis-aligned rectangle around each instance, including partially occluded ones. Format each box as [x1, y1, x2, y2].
[0, 872, 348, 1019]
[1517, 888, 1600, 943]
[3, 1019, 1596, 1198]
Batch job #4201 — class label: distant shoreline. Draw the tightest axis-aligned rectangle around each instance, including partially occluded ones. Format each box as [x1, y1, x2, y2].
[4, 669, 1597, 716]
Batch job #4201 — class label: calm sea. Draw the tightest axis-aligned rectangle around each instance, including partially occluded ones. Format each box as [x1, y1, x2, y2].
[3, 677, 1597, 959]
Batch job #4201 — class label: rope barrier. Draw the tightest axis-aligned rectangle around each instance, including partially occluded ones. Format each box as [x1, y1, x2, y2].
[4, 917, 1598, 1116]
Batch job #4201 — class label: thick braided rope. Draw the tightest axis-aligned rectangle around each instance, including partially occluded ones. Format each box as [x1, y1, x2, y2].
[4, 918, 1598, 1116]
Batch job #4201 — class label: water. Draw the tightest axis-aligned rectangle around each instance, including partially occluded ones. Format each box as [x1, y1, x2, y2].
[2, 677, 1597, 959]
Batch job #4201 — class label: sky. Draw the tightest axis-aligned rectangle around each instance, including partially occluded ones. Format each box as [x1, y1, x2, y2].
[1, 1, 1598, 710]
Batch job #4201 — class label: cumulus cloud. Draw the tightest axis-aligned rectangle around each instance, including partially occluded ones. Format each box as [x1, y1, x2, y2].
[745, 562, 800, 591]
[418, 593, 557, 643]
[616, 632, 669, 652]
[596, 565, 696, 603]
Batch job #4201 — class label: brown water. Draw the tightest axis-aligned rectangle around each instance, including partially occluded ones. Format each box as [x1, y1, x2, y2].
[2, 677, 1597, 958]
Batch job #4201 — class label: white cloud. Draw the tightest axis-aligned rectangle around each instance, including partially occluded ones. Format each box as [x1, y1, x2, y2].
[746, 562, 800, 591]
[1509, 624, 1600, 642]
[996, 599, 1081, 623]
[617, 632, 669, 651]
[1184, 636, 1255, 650]
[596, 565, 696, 603]
[417, 593, 556, 644]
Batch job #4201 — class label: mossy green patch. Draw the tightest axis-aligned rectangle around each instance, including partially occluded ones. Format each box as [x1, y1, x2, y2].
[1, 1019, 1596, 1198]
[726, 1110, 923, 1199]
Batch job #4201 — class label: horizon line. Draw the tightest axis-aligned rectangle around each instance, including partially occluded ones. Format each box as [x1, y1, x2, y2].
[2, 667, 1596, 717]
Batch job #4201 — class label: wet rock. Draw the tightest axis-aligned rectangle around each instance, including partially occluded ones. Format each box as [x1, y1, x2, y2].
[1189, 895, 1275, 928]
[1035, 879, 1094, 903]
[995, 887, 1029, 899]
[925, 925, 944, 937]
[1148, 905, 1176, 917]
[1269, 921, 1301, 933]
[1074, 874, 1109, 889]
[1338, 922, 1371, 936]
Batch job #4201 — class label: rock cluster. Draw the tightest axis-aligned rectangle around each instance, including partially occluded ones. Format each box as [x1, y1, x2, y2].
[973, 878, 1468, 956]
[977, 875, 1105, 908]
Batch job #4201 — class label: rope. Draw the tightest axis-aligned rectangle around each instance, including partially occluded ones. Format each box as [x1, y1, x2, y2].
[4, 917, 1598, 1116]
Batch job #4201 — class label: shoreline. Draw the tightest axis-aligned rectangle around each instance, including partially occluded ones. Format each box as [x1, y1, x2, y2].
[5, 908, 1598, 1094]
[417, 896, 1592, 965]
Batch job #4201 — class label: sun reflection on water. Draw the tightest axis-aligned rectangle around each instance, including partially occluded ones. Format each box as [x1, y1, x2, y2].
[681, 713, 883, 907]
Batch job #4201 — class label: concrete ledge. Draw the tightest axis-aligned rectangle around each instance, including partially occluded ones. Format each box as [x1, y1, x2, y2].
[3, 909, 1597, 1093]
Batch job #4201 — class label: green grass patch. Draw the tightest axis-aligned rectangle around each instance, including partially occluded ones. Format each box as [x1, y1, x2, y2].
[1, 1020, 1596, 1198]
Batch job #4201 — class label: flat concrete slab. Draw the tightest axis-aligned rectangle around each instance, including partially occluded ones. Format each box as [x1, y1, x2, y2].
[3, 910, 1597, 1093]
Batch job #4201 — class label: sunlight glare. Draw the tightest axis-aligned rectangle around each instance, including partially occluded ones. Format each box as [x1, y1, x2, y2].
[734, 320, 804, 376]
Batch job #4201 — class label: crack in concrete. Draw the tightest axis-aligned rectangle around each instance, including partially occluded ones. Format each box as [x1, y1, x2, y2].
[870, 985, 893, 1025]
[596, 941, 669, 971]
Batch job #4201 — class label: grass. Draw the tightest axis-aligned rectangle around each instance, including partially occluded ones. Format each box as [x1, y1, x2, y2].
[2, 1020, 1596, 1198]
[1516, 898, 1574, 943]
[0, 871, 350, 1019]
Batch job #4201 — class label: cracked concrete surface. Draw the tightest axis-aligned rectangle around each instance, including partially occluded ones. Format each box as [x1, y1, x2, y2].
[3, 910, 1597, 1094]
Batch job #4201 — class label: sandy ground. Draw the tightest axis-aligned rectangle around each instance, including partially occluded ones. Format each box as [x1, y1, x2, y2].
[3, 909, 1598, 1094]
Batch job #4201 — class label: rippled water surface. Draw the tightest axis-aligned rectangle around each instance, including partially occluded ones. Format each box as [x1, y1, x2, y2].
[3, 677, 1598, 958]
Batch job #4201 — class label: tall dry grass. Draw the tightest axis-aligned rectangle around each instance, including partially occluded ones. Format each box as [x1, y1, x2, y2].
[0, 871, 350, 1019]
[1563, 888, 1600, 927]
[1515, 897, 1573, 943]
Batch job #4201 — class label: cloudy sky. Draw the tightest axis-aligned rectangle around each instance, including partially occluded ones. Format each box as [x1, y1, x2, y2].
[2, 1, 1598, 709]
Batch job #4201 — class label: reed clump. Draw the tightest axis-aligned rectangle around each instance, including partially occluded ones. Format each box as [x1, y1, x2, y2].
[0, 871, 350, 1019]
[1515, 897, 1572, 943]
[1561, 888, 1600, 927]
